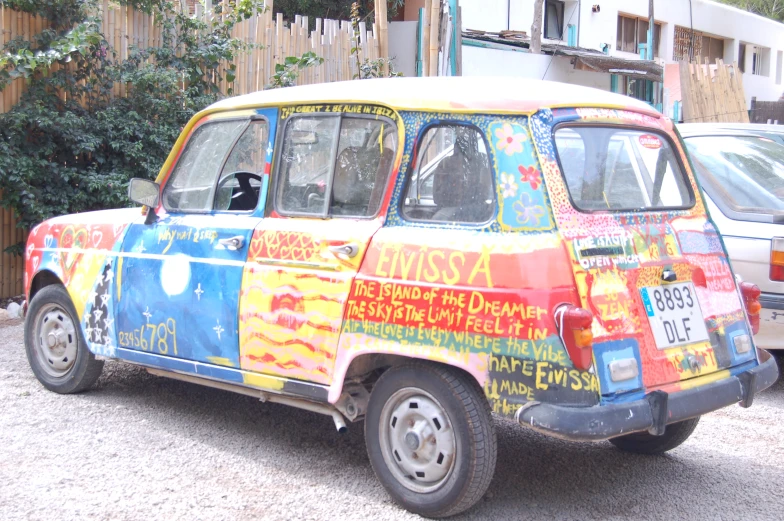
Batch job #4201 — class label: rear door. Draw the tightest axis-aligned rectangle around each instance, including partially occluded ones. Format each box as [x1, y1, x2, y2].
[534, 108, 754, 393]
[238, 105, 399, 385]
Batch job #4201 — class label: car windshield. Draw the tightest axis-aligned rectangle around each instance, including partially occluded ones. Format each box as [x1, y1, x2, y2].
[554, 127, 692, 211]
[685, 135, 784, 215]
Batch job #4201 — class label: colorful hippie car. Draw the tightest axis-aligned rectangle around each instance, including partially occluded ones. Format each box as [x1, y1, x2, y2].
[23, 77, 778, 518]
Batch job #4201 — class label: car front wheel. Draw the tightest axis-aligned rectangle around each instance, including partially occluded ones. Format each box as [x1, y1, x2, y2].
[365, 362, 496, 518]
[24, 284, 104, 394]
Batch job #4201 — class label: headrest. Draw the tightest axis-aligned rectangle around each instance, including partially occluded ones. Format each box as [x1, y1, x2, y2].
[432, 153, 470, 207]
[333, 146, 380, 206]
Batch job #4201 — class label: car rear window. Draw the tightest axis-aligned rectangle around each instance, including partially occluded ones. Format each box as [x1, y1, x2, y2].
[685, 135, 784, 216]
[554, 127, 693, 212]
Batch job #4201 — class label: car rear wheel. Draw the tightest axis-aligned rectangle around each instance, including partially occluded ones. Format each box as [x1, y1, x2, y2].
[609, 417, 700, 455]
[365, 362, 496, 518]
[24, 284, 104, 394]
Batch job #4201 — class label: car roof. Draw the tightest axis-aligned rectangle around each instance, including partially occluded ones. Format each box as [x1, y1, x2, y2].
[209, 77, 662, 117]
[678, 122, 784, 137]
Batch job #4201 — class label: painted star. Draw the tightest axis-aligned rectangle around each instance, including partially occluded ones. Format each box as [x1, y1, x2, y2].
[213, 320, 225, 341]
[104, 269, 115, 284]
[194, 283, 204, 301]
[143, 307, 152, 324]
[92, 327, 103, 342]
[103, 317, 114, 332]
[136, 241, 147, 254]
[88, 289, 98, 303]
[100, 293, 111, 308]
[92, 309, 104, 322]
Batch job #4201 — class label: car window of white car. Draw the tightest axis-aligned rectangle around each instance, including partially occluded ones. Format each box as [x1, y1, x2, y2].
[686, 136, 784, 213]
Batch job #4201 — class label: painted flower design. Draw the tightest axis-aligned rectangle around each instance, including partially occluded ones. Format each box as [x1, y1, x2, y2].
[499, 172, 518, 198]
[513, 193, 545, 227]
[494, 123, 527, 156]
[518, 165, 541, 190]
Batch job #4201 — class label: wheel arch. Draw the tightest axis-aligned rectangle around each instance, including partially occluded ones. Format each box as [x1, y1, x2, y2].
[29, 269, 64, 301]
[329, 350, 487, 404]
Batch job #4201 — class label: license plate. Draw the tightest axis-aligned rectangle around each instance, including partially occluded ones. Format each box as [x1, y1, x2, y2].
[639, 282, 710, 349]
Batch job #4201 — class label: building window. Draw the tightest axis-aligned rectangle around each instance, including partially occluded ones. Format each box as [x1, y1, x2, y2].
[673, 26, 724, 63]
[739, 43, 746, 73]
[776, 50, 783, 85]
[752, 46, 770, 76]
[702, 35, 725, 63]
[544, 0, 565, 40]
[616, 14, 661, 57]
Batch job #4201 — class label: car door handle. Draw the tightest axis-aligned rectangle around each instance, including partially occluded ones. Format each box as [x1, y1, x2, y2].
[218, 235, 245, 251]
[328, 243, 359, 258]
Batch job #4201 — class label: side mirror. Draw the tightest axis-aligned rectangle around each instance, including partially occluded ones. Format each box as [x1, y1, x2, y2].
[128, 178, 160, 208]
[128, 178, 160, 225]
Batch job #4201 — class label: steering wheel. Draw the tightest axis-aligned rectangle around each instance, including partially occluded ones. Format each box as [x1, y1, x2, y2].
[215, 172, 263, 211]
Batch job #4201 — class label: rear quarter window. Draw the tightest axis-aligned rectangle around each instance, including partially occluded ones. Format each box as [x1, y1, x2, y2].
[554, 127, 693, 212]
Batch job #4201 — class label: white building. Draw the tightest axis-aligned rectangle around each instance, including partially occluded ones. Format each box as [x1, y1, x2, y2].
[434, 0, 784, 113]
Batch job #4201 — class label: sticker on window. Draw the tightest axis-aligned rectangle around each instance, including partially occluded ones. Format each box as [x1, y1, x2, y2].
[639, 134, 662, 150]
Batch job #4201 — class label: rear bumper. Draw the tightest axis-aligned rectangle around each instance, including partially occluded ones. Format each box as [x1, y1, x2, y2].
[515, 349, 779, 442]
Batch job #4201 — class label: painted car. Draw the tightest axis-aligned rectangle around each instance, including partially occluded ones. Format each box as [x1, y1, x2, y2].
[679, 124, 784, 350]
[24, 77, 778, 518]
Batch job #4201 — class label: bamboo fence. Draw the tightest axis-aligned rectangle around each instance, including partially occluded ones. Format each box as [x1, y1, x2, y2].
[0, 1, 387, 298]
[0, 202, 26, 299]
[678, 58, 750, 123]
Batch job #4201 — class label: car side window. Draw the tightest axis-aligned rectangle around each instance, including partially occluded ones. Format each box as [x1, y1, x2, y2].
[402, 124, 495, 224]
[162, 119, 246, 212]
[214, 120, 269, 212]
[277, 113, 397, 217]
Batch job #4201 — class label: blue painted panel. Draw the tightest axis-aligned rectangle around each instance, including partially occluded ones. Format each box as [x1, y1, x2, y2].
[724, 321, 757, 366]
[116, 214, 255, 367]
[115, 107, 278, 368]
[593, 339, 644, 397]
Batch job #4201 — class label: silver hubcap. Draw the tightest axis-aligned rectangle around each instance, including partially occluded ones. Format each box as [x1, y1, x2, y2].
[379, 388, 456, 493]
[34, 303, 78, 378]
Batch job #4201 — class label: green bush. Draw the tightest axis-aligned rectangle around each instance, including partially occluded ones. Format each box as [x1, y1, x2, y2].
[0, 0, 265, 238]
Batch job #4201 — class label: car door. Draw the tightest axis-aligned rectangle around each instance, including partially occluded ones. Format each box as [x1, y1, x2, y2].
[238, 106, 399, 385]
[115, 110, 276, 371]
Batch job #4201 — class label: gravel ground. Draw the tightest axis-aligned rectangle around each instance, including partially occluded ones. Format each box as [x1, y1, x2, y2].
[2, 315, 783, 521]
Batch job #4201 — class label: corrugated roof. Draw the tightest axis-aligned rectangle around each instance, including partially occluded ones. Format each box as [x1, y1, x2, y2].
[463, 32, 663, 82]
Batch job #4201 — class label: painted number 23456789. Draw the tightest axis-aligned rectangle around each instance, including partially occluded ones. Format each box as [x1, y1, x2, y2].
[118, 318, 179, 355]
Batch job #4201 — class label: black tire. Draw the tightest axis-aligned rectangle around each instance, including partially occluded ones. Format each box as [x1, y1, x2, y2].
[24, 284, 104, 394]
[365, 362, 496, 518]
[609, 417, 700, 455]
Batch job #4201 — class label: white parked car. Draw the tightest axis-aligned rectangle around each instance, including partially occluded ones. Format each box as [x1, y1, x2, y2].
[679, 123, 784, 350]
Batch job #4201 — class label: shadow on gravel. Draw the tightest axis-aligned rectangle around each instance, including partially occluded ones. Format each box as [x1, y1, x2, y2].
[75, 361, 782, 520]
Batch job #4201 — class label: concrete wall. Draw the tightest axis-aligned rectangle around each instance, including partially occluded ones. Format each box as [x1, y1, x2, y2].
[388, 22, 418, 77]
[458, 0, 784, 103]
[459, 0, 512, 32]
[461, 45, 611, 91]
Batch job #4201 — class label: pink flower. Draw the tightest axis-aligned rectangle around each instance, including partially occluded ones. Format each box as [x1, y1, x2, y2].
[494, 123, 527, 156]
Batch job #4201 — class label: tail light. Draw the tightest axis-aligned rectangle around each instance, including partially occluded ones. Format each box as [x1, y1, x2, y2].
[770, 238, 784, 281]
[739, 281, 761, 335]
[554, 304, 594, 371]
